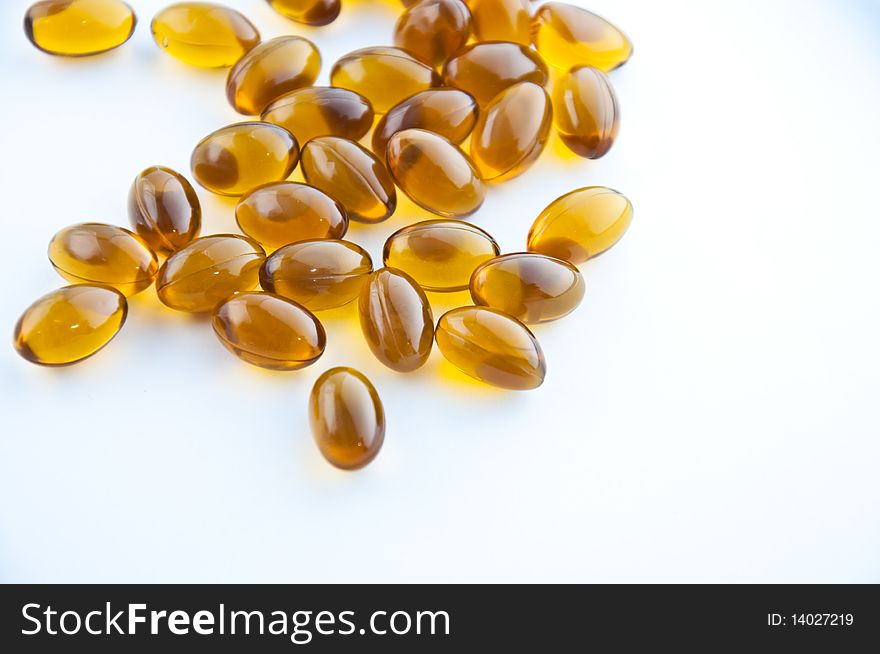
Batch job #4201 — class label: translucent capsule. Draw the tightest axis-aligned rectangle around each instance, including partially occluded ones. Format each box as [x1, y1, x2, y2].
[266, 0, 340, 26]
[552, 65, 619, 159]
[442, 41, 548, 107]
[467, 0, 530, 45]
[225, 36, 321, 116]
[236, 182, 348, 251]
[383, 220, 499, 292]
[470, 252, 584, 323]
[531, 2, 632, 72]
[393, 0, 472, 68]
[358, 268, 434, 372]
[527, 186, 632, 264]
[260, 239, 372, 311]
[309, 367, 385, 470]
[435, 306, 546, 390]
[371, 88, 477, 158]
[212, 292, 325, 371]
[470, 81, 551, 182]
[128, 166, 201, 255]
[301, 137, 396, 224]
[24, 0, 136, 57]
[330, 47, 440, 113]
[190, 122, 299, 197]
[156, 234, 265, 312]
[261, 87, 374, 147]
[151, 2, 259, 68]
[48, 223, 158, 296]
[386, 129, 485, 219]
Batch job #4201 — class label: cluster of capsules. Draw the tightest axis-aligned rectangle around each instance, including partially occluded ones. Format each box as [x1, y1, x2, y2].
[17, 0, 634, 470]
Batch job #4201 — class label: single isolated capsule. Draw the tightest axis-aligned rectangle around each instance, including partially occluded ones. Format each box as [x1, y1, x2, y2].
[309, 367, 385, 471]
[435, 306, 546, 390]
[128, 166, 201, 255]
[531, 2, 632, 72]
[13, 284, 127, 366]
[24, 0, 136, 57]
[467, 0, 530, 45]
[48, 223, 158, 296]
[552, 65, 619, 159]
[260, 239, 372, 311]
[330, 47, 440, 113]
[156, 234, 265, 312]
[527, 186, 633, 263]
[191, 122, 299, 197]
[393, 0, 472, 68]
[358, 268, 434, 373]
[386, 129, 485, 219]
[383, 220, 499, 292]
[470, 252, 585, 323]
[212, 292, 325, 370]
[266, 0, 340, 26]
[236, 182, 348, 251]
[301, 137, 396, 223]
[261, 87, 374, 147]
[151, 2, 260, 68]
[442, 41, 548, 107]
[470, 81, 551, 182]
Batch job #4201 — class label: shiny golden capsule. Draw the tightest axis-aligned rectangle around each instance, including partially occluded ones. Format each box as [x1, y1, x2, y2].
[358, 268, 434, 372]
[191, 122, 299, 197]
[128, 166, 201, 255]
[260, 239, 372, 311]
[212, 291, 325, 370]
[48, 223, 158, 296]
[386, 129, 485, 219]
[156, 234, 265, 312]
[470, 252, 584, 323]
[309, 367, 385, 470]
[435, 306, 546, 390]
[527, 186, 632, 264]
[467, 0, 530, 45]
[301, 137, 396, 223]
[14, 284, 127, 366]
[261, 87, 374, 147]
[552, 65, 619, 159]
[24, 0, 136, 57]
[531, 2, 633, 72]
[442, 41, 548, 107]
[266, 0, 340, 26]
[383, 220, 499, 292]
[393, 0, 472, 68]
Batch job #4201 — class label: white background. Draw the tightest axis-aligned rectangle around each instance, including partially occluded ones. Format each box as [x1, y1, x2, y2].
[1, 0, 879, 582]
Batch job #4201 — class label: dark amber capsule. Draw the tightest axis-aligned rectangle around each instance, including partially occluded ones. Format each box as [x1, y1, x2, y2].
[48, 223, 158, 296]
[212, 292, 325, 370]
[236, 182, 348, 251]
[301, 137, 396, 224]
[260, 239, 372, 311]
[156, 234, 265, 312]
[470, 252, 584, 323]
[527, 186, 632, 264]
[261, 87, 374, 147]
[309, 367, 385, 470]
[552, 65, 619, 159]
[191, 122, 299, 197]
[358, 268, 434, 372]
[442, 41, 548, 107]
[330, 46, 440, 113]
[14, 284, 127, 366]
[386, 129, 485, 219]
[435, 306, 545, 390]
[470, 81, 551, 182]
[371, 88, 477, 158]
[467, 0, 530, 45]
[531, 2, 633, 72]
[266, 0, 340, 26]
[128, 166, 201, 255]
[24, 0, 136, 57]
[383, 219, 499, 292]
[393, 0, 472, 68]
[225, 36, 320, 115]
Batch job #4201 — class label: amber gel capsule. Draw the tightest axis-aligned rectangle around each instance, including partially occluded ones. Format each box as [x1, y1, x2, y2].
[14, 284, 127, 366]
[393, 0, 472, 68]
[442, 41, 548, 107]
[266, 0, 340, 26]
[128, 166, 201, 255]
[309, 367, 385, 470]
[48, 223, 158, 296]
[435, 306, 545, 390]
[24, 0, 136, 57]
[552, 66, 619, 159]
[261, 87, 374, 148]
[527, 186, 633, 264]
[467, 0, 530, 45]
